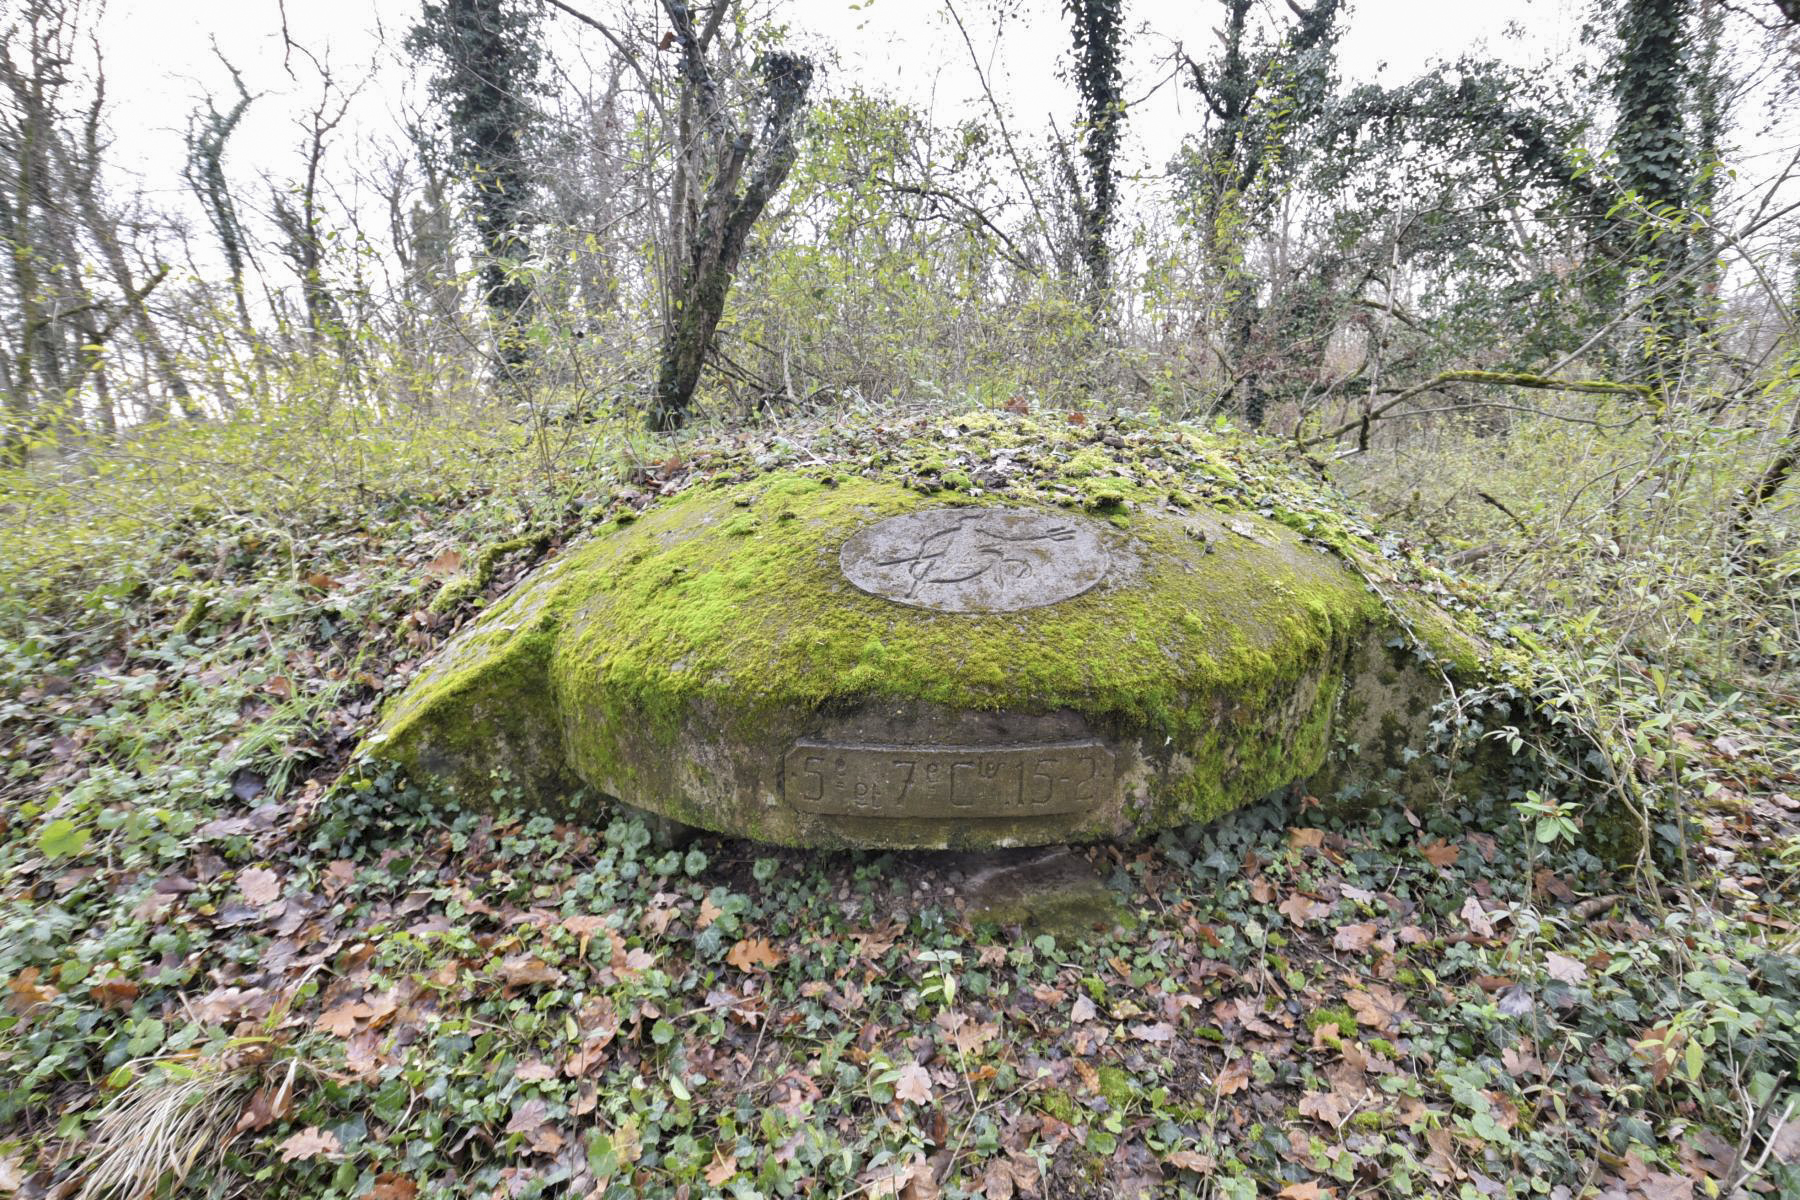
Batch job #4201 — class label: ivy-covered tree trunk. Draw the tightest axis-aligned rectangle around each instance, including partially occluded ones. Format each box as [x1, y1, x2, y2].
[1064, 0, 1126, 306]
[1182, 0, 1341, 427]
[1613, 0, 1695, 404]
[408, 0, 541, 374]
[650, 1, 812, 433]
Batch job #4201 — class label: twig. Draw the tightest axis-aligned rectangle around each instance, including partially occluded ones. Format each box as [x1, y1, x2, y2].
[1568, 893, 1626, 922]
[1475, 490, 1529, 534]
[1730, 1095, 1797, 1193]
[1299, 371, 1652, 450]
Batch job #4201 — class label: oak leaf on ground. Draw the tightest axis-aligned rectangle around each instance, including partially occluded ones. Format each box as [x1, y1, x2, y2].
[1346, 984, 1407, 1030]
[704, 1150, 738, 1187]
[315, 1000, 372, 1038]
[1279, 893, 1329, 925]
[726, 937, 784, 971]
[1215, 1059, 1251, 1096]
[894, 1062, 934, 1105]
[498, 956, 564, 988]
[278, 1127, 341, 1162]
[1419, 838, 1460, 869]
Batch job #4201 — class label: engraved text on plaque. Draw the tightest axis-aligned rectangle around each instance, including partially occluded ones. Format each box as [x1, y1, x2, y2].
[784, 739, 1113, 818]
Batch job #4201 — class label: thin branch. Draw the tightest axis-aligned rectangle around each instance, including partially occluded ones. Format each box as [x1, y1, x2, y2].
[1299, 371, 1653, 450]
[539, 0, 667, 121]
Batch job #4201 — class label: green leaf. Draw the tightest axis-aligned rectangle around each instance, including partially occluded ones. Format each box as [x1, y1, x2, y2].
[38, 819, 90, 860]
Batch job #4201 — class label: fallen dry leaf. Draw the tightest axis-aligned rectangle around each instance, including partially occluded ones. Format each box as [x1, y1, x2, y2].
[505, 1098, 550, 1138]
[1333, 922, 1378, 953]
[726, 937, 784, 971]
[1502, 1043, 1545, 1079]
[498, 956, 564, 988]
[234, 1084, 295, 1134]
[90, 977, 140, 1009]
[1130, 1021, 1176, 1043]
[1544, 952, 1589, 984]
[315, 1000, 372, 1038]
[1278, 1182, 1332, 1200]
[1279, 893, 1329, 925]
[704, 1149, 738, 1187]
[1419, 838, 1460, 869]
[1163, 1149, 1216, 1173]
[936, 1010, 999, 1056]
[1459, 895, 1496, 938]
[237, 867, 281, 907]
[1289, 828, 1326, 852]
[979, 1153, 1040, 1199]
[894, 1062, 934, 1105]
[1071, 994, 1097, 1023]
[697, 895, 723, 929]
[278, 1127, 341, 1162]
[1215, 1058, 1250, 1096]
[1298, 1090, 1351, 1125]
[1346, 984, 1407, 1031]
[368, 1174, 419, 1200]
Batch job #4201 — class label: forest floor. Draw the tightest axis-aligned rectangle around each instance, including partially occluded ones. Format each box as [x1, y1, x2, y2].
[1, 408, 1797, 1200]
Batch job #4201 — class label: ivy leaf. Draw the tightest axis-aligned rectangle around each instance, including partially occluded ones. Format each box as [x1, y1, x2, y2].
[37, 819, 89, 860]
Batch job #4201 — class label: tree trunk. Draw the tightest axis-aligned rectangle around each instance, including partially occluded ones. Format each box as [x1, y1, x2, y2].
[649, 7, 812, 433]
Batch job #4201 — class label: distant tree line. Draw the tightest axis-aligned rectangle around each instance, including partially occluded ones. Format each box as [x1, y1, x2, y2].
[0, 0, 1794, 531]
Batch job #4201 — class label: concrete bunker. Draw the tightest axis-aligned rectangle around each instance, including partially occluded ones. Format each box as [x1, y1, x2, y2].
[366, 416, 1492, 848]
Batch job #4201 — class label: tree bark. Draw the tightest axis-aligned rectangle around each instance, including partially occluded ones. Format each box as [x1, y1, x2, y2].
[650, 3, 812, 432]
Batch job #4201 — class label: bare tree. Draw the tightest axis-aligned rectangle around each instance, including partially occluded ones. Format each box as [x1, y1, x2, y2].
[650, 0, 812, 431]
[183, 47, 259, 344]
[269, 51, 356, 349]
[0, 0, 86, 462]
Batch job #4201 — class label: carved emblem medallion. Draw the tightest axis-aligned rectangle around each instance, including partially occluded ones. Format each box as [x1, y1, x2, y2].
[839, 508, 1109, 613]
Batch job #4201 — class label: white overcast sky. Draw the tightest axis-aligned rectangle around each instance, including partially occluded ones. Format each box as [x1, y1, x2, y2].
[89, 0, 1590, 230]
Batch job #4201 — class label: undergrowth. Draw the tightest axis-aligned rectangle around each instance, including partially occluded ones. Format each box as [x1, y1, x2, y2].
[0, 397, 1796, 1199]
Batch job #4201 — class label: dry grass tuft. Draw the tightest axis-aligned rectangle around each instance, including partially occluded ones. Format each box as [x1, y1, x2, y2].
[76, 1050, 283, 1200]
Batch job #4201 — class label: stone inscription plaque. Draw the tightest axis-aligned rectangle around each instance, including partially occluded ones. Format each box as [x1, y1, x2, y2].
[784, 739, 1113, 818]
[840, 508, 1109, 613]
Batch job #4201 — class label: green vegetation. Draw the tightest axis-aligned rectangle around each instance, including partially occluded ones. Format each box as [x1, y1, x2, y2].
[1, 0, 1797, 1195]
[2, 397, 1795, 1197]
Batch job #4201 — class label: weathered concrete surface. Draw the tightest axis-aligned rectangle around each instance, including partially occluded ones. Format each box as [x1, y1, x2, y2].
[366, 415, 1498, 848]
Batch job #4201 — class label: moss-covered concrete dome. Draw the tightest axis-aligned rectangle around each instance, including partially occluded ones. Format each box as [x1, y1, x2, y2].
[366, 413, 1490, 848]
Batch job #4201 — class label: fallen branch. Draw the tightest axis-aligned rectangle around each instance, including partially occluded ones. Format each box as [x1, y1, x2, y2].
[1298, 370, 1654, 450]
